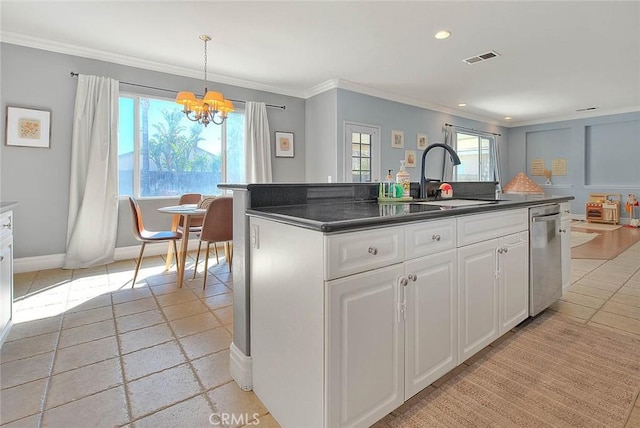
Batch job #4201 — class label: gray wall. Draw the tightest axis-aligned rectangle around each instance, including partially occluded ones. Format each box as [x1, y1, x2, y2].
[507, 111, 640, 216]
[0, 43, 305, 258]
[305, 89, 338, 182]
[335, 89, 509, 183]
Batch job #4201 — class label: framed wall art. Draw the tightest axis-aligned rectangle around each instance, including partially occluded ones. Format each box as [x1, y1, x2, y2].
[391, 130, 404, 149]
[275, 131, 294, 157]
[417, 133, 428, 150]
[405, 150, 417, 167]
[5, 106, 51, 148]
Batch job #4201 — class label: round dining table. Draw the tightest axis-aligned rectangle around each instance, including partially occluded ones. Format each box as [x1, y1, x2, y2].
[157, 204, 206, 288]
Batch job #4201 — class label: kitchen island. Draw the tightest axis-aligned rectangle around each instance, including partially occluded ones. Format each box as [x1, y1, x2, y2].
[220, 183, 572, 428]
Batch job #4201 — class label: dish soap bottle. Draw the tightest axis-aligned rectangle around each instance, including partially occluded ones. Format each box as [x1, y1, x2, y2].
[396, 160, 410, 197]
[385, 169, 394, 198]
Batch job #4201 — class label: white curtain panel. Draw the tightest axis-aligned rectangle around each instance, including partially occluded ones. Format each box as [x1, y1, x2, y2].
[442, 126, 455, 182]
[63, 75, 119, 269]
[244, 101, 272, 183]
[493, 135, 503, 193]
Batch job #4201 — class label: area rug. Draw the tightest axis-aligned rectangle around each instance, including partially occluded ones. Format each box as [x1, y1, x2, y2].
[386, 312, 640, 427]
[572, 221, 623, 231]
[570, 231, 600, 248]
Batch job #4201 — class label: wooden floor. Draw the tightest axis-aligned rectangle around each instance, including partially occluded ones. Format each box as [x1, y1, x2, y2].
[571, 223, 640, 259]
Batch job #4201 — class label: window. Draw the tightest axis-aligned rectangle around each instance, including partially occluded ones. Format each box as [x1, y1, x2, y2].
[453, 131, 495, 181]
[351, 132, 371, 182]
[344, 123, 380, 182]
[118, 94, 245, 197]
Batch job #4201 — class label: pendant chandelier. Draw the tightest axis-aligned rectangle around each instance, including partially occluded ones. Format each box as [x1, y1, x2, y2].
[175, 35, 234, 126]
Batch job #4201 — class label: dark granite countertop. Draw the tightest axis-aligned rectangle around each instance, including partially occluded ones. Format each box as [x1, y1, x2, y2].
[247, 194, 574, 233]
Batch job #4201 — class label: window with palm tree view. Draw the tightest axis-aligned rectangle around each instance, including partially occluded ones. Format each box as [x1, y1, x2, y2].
[118, 95, 245, 197]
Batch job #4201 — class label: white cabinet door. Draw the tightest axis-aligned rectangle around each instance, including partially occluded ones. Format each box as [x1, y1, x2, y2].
[457, 239, 499, 363]
[0, 210, 13, 345]
[404, 249, 457, 399]
[499, 232, 529, 334]
[0, 236, 13, 345]
[560, 217, 571, 294]
[327, 264, 405, 428]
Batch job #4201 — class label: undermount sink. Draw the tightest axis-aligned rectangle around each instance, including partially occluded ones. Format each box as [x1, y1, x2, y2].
[412, 199, 498, 207]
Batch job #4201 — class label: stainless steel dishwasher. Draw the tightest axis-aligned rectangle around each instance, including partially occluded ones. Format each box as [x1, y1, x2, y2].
[529, 204, 562, 316]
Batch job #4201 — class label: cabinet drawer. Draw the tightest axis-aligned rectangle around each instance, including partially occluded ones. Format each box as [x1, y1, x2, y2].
[325, 227, 404, 280]
[0, 211, 12, 241]
[405, 218, 456, 260]
[457, 209, 528, 247]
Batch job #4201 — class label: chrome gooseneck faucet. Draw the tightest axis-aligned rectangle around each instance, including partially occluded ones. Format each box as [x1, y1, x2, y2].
[420, 143, 462, 199]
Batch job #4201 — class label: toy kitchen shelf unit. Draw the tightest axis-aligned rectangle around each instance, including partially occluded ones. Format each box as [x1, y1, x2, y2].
[586, 193, 621, 224]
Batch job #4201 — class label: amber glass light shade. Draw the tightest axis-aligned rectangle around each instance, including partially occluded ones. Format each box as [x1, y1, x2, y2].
[219, 99, 235, 115]
[175, 91, 197, 107]
[203, 91, 224, 109]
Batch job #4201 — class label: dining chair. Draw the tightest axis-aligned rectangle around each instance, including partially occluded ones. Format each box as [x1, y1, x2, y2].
[177, 193, 203, 235]
[129, 197, 183, 287]
[192, 196, 218, 265]
[165, 193, 202, 268]
[191, 197, 233, 288]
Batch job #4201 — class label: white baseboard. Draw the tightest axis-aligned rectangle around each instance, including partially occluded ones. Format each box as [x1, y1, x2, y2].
[230, 342, 253, 391]
[14, 239, 203, 274]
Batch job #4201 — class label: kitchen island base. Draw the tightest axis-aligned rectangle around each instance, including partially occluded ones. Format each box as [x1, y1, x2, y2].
[250, 207, 531, 428]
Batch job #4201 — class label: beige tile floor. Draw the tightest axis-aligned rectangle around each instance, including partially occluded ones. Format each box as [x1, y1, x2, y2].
[1, 253, 279, 427]
[2, 240, 640, 427]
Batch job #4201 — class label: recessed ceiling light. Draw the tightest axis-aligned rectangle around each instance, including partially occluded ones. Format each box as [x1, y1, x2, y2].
[504, 116, 512, 120]
[457, 103, 467, 107]
[434, 30, 451, 40]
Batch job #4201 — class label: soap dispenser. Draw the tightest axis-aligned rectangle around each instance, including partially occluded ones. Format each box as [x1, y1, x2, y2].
[385, 170, 394, 198]
[396, 160, 410, 197]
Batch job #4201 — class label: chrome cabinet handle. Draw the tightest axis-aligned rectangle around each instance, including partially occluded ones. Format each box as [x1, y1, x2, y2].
[407, 274, 417, 282]
[368, 247, 378, 255]
[432, 234, 441, 241]
[559, 228, 567, 233]
[400, 277, 408, 287]
[2, 221, 11, 230]
[498, 247, 508, 254]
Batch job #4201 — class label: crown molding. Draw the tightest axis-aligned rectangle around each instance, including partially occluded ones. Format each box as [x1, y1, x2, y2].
[304, 79, 341, 98]
[508, 105, 640, 128]
[3, 31, 636, 128]
[306, 78, 508, 127]
[0, 31, 306, 99]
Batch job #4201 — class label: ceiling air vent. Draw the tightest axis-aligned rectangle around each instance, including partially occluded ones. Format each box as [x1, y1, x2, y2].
[463, 50, 500, 65]
[576, 106, 598, 112]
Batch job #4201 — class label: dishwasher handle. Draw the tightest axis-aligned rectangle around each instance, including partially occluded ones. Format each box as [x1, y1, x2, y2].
[531, 213, 560, 222]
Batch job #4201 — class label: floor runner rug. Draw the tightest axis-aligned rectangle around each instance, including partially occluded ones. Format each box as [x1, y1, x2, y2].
[385, 312, 640, 427]
[572, 221, 623, 231]
[570, 231, 600, 248]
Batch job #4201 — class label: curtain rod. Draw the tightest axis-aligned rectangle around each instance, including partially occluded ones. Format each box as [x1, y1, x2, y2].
[444, 122, 501, 137]
[70, 72, 286, 110]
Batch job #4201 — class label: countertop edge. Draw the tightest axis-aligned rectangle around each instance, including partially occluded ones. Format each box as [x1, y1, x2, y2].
[0, 202, 19, 214]
[247, 196, 574, 233]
